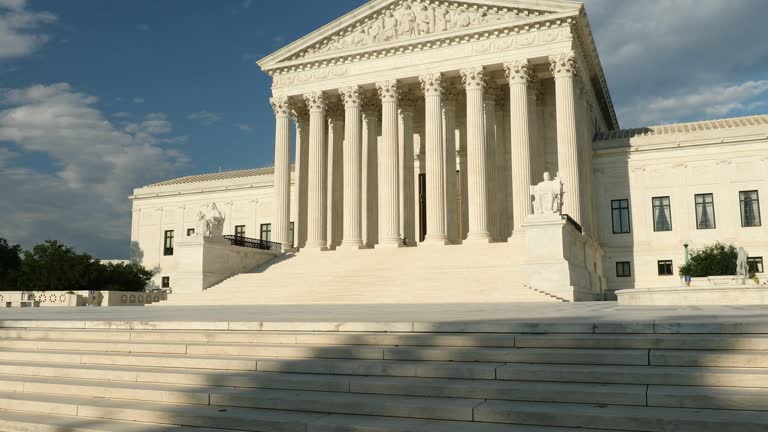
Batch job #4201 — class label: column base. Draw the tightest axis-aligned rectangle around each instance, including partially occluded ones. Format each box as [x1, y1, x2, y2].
[465, 233, 493, 244]
[423, 235, 450, 246]
[376, 240, 405, 249]
[280, 244, 296, 253]
[339, 240, 366, 251]
[303, 241, 329, 252]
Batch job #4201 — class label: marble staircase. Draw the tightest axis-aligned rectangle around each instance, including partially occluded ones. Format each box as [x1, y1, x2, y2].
[164, 242, 559, 305]
[0, 320, 766, 431]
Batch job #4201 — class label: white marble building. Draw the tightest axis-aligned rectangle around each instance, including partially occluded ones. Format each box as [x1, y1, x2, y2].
[130, 0, 768, 302]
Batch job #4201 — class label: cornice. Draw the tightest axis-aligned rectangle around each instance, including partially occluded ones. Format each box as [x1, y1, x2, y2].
[594, 114, 768, 142]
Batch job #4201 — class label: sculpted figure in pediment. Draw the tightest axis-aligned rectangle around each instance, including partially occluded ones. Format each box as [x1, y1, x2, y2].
[435, 5, 449, 32]
[380, 10, 398, 42]
[415, 3, 433, 36]
[398, 3, 416, 37]
[455, 6, 471, 29]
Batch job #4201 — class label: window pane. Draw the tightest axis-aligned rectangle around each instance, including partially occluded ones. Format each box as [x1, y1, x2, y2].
[696, 194, 715, 229]
[741, 191, 762, 227]
[653, 197, 672, 231]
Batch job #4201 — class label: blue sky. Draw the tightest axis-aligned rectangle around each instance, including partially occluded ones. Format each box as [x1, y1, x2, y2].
[1, 0, 767, 258]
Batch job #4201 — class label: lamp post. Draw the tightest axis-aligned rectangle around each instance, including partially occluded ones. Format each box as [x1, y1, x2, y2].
[684, 242, 690, 265]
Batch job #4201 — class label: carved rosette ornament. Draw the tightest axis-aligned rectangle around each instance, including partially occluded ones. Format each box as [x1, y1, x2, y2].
[376, 80, 399, 103]
[270, 96, 291, 118]
[398, 88, 418, 113]
[549, 52, 577, 78]
[460, 66, 487, 91]
[340, 86, 362, 108]
[304, 92, 326, 113]
[504, 60, 532, 85]
[419, 73, 444, 97]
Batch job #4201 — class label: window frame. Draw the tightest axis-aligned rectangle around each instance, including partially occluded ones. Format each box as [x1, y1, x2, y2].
[657, 260, 674, 277]
[186, 228, 195, 237]
[748, 257, 764, 274]
[740, 190, 762, 228]
[161, 276, 170, 288]
[652, 196, 673, 232]
[611, 199, 631, 234]
[163, 230, 175, 256]
[260, 223, 272, 242]
[616, 261, 632, 278]
[234, 225, 246, 239]
[694, 193, 716, 230]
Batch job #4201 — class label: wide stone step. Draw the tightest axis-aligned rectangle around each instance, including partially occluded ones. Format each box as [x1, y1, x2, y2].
[651, 350, 768, 367]
[515, 334, 768, 350]
[0, 408, 211, 432]
[0, 349, 502, 379]
[475, 400, 768, 432]
[0, 368, 649, 407]
[496, 363, 768, 388]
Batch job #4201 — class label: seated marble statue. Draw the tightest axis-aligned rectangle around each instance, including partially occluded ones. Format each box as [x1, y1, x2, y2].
[195, 203, 225, 238]
[737, 247, 749, 279]
[530, 172, 563, 215]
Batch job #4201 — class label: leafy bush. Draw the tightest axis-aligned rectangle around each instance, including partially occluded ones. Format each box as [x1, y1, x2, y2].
[2, 238, 152, 292]
[679, 242, 738, 278]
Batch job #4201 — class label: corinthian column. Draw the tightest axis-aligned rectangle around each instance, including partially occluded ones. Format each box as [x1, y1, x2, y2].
[550, 52, 582, 223]
[420, 73, 449, 245]
[326, 99, 344, 250]
[461, 66, 491, 242]
[484, 81, 499, 241]
[270, 96, 293, 251]
[443, 85, 460, 244]
[399, 89, 417, 246]
[304, 92, 327, 251]
[340, 86, 364, 249]
[494, 86, 509, 240]
[376, 80, 403, 247]
[505, 59, 533, 235]
[292, 104, 309, 249]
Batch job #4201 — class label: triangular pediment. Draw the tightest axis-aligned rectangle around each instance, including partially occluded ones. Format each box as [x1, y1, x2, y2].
[258, 0, 582, 69]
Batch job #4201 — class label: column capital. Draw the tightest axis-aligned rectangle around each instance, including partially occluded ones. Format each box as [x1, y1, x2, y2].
[304, 92, 326, 113]
[326, 97, 345, 121]
[460, 66, 487, 91]
[549, 52, 577, 78]
[270, 96, 291, 117]
[399, 88, 418, 113]
[419, 73, 444, 97]
[376, 80, 399, 103]
[504, 59, 532, 85]
[291, 102, 309, 123]
[340, 86, 362, 108]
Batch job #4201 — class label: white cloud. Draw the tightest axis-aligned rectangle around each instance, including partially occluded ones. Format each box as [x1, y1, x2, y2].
[0, 83, 189, 257]
[620, 80, 768, 126]
[187, 110, 221, 126]
[0, 0, 56, 59]
[112, 111, 131, 118]
[133, 97, 144, 104]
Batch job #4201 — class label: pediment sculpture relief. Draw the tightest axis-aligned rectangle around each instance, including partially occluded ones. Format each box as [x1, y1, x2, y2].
[296, 1, 531, 60]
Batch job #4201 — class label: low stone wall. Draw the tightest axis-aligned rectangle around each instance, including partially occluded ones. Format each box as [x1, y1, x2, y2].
[0, 291, 167, 308]
[617, 284, 768, 306]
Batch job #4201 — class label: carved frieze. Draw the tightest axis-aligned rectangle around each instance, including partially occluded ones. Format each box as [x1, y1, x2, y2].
[273, 65, 350, 88]
[295, 0, 538, 61]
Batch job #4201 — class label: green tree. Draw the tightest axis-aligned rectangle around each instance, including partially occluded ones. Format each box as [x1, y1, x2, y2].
[679, 242, 738, 278]
[17, 241, 96, 291]
[91, 262, 153, 292]
[0, 238, 23, 290]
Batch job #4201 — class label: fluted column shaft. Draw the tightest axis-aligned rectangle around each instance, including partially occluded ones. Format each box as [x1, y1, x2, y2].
[376, 81, 402, 247]
[304, 92, 327, 251]
[270, 96, 293, 251]
[461, 67, 491, 242]
[493, 88, 509, 240]
[443, 87, 459, 244]
[362, 101, 379, 248]
[340, 86, 364, 249]
[550, 53, 582, 223]
[399, 91, 417, 246]
[505, 60, 533, 234]
[483, 83, 500, 241]
[420, 73, 449, 244]
[293, 106, 309, 249]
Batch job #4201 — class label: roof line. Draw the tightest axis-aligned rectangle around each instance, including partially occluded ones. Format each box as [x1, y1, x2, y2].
[594, 114, 768, 142]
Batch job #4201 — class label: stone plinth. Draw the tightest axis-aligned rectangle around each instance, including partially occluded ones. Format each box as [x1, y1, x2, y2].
[617, 285, 768, 306]
[174, 236, 280, 294]
[522, 214, 605, 301]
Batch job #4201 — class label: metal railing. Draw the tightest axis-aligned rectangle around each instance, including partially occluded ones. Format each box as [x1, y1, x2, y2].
[223, 235, 283, 252]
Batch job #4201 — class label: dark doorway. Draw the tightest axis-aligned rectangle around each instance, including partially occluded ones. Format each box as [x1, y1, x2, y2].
[419, 173, 427, 242]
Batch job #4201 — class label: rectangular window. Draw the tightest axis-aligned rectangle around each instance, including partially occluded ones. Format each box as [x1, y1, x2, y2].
[616, 261, 631, 278]
[163, 230, 174, 256]
[611, 199, 631, 234]
[235, 225, 246, 238]
[748, 257, 764, 274]
[652, 196, 672, 232]
[740, 191, 762, 227]
[289, 222, 295, 245]
[695, 193, 716, 230]
[260, 223, 272, 242]
[186, 228, 195, 236]
[658, 260, 674, 276]
[161, 277, 170, 288]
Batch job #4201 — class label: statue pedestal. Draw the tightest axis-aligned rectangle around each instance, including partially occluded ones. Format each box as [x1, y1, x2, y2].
[521, 214, 606, 301]
[173, 236, 280, 295]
